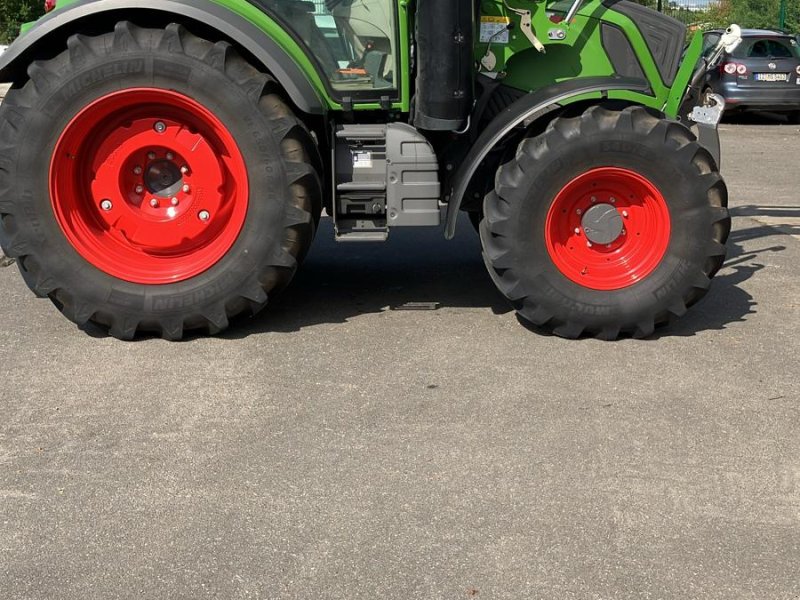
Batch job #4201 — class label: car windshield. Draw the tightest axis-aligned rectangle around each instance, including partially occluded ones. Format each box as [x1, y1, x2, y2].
[731, 37, 800, 59]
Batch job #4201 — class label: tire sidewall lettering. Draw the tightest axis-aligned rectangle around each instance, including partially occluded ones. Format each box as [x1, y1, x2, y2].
[3, 30, 303, 323]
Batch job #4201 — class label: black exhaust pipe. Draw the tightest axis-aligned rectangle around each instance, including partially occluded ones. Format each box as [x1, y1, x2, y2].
[413, 0, 474, 131]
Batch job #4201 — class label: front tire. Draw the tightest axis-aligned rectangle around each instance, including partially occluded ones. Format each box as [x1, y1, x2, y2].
[481, 105, 730, 339]
[0, 22, 321, 339]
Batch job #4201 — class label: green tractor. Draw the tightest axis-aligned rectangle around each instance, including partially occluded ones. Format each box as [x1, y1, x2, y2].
[0, 0, 739, 339]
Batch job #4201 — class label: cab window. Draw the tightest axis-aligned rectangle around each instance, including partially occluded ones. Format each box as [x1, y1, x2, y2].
[264, 0, 398, 94]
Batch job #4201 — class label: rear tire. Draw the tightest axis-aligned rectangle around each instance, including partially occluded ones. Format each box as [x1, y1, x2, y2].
[481, 105, 730, 339]
[0, 22, 322, 339]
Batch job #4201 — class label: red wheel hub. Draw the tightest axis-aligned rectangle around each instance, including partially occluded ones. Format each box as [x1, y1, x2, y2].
[544, 167, 670, 291]
[50, 88, 249, 284]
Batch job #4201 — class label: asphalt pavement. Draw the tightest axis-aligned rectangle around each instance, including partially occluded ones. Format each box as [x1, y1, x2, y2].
[1, 120, 798, 599]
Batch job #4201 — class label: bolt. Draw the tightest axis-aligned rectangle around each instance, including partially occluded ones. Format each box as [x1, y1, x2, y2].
[591, 196, 597, 203]
[166, 152, 174, 161]
[171, 197, 179, 207]
[135, 185, 144, 194]
[576, 209, 582, 215]
[587, 241, 593, 248]
[180, 166, 189, 175]
[150, 198, 159, 208]
[606, 244, 611, 248]
[148, 152, 157, 160]
[622, 211, 629, 218]
[182, 184, 190, 194]
[610, 197, 616, 203]
[622, 229, 627, 236]
[154, 121, 167, 134]
[133, 166, 143, 175]
[100, 199, 112, 211]
[574, 227, 581, 235]
[198, 210, 210, 222]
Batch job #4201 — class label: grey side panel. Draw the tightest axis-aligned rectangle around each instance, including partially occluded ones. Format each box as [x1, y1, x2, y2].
[0, 0, 323, 114]
[445, 76, 649, 239]
[602, 0, 685, 87]
[386, 124, 440, 226]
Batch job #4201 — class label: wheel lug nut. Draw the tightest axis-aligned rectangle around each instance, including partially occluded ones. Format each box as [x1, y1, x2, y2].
[150, 198, 159, 208]
[135, 185, 144, 194]
[100, 199, 112, 211]
[574, 227, 581, 235]
[198, 210, 210, 222]
[610, 197, 616, 203]
[181, 166, 189, 175]
[154, 121, 167, 134]
[148, 152, 157, 160]
[133, 166, 143, 175]
[182, 184, 190, 193]
[590, 196, 597, 203]
[166, 152, 174, 161]
[576, 209, 582, 215]
[622, 211, 629, 218]
[587, 241, 593, 248]
[171, 197, 179, 207]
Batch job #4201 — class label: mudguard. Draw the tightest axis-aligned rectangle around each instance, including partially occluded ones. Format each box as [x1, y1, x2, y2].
[0, 0, 325, 114]
[445, 76, 650, 239]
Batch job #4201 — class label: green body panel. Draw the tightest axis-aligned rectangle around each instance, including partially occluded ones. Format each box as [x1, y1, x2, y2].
[476, 0, 701, 117]
[29, 0, 700, 117]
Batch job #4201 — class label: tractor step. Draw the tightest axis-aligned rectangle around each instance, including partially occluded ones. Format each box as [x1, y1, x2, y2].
[335, 227, 389, 242]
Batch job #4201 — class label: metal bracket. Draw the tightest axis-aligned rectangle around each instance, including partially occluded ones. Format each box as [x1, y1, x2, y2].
[689, 93, 725, 126]
[503, 2, 545, 53]
[518, 11, 546, 53]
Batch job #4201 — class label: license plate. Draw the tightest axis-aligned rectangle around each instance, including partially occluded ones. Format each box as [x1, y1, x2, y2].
[754, 72, 789, 82]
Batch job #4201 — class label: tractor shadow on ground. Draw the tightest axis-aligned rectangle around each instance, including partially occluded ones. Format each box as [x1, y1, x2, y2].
[652, 211, 794, 339]
[229, 211, 782, 340]
[722, 111, 796, 126]
[224, 215, 512, 337]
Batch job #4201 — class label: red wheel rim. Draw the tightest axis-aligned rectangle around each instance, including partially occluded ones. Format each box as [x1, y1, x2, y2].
[544, 167, 671, 291]
[50, 88, 249, 284]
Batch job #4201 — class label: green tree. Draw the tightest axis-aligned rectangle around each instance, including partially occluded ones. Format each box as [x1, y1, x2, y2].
[0, 0, 45, 44]
[703, 0, 798, 31]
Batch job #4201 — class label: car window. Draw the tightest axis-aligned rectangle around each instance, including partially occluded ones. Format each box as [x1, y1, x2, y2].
[764, 39, 794, 58]
[732, 37, 800, 59]
[702, 33, 721, 59]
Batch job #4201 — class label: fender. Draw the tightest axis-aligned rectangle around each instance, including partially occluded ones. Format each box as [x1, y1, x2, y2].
[0, 0, 325, 114]
[445, 76, 651, 239]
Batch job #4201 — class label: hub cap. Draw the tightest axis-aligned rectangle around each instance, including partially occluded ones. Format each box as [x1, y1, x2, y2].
[50, 88, 249, 284]
[544, 167, 671, 291]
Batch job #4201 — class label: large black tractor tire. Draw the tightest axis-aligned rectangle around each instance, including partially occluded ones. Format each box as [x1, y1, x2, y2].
[0, 22, 321, 340]
[481, 105, 730, 339]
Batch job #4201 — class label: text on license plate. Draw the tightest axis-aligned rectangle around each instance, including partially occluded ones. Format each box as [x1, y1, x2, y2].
[754, 73, 789, 82]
